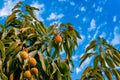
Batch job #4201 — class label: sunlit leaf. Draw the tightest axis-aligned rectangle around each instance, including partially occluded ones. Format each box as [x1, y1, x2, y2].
[74, 30, 81, 39]
[38, 52, 46, 71]
[94, 54, 100, 69]
[52, 62, 58, 75]
[0, 73, 8, 80]
[5, 13, 16, 25]
[85, 40, 97, 52]
[104, 69, 112, 80]
[105, 57, 115, 68]
[0, 40, 5, 60]
[5, 41, 20, 56]
[112, 69, 120, 80]
[79, 53, 95, 66]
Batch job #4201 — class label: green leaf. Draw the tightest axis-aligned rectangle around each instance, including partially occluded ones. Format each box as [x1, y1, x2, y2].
[38, 22, 47, 34]
[11, 45, 22, 58]
[69, 59, 74, 67]
[38, 52, 46, 71]
[105, 57, 115, 68]
[52, 62, 58, 75]
[5, 41, 20, 56]
[112, 69, 120, 79]
[29, 50, 38, 57]
[84, 66, 92, 72]
[5, 13, 16, 24]
[99, 56, 106, 68]
[25, 4, 39, 11]
[0, 73, 8, 80]
[79, 53, 95, 66]
[21, 14, 33, 21]
[104, 69, 112, 80]
[112, 54, 120, 65]
[85, 40, 97, 52]
[47, 25, 55, 36]
[0, 40, 5, 60]
[114, 50, 120, 58]
[95, 72, 104, 80]
[74, 30, 81, 39]
[12, 1, 22, 11]
[94, 54, 100, 69]
[52, 47, 60, 59]
[56, 71, 62, 80]
[25, 5, 38, 21]
[1, 30, 7, 40]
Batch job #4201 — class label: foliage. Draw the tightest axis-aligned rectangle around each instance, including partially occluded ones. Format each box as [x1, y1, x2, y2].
[80, 37, 120, 80]
[0, 2, 81, 80]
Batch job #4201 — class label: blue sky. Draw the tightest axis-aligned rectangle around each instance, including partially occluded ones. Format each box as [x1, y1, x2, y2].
[0, 0, 120, 79]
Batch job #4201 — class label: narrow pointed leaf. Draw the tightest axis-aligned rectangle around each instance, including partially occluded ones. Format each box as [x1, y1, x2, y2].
[79, 53, 95, 66]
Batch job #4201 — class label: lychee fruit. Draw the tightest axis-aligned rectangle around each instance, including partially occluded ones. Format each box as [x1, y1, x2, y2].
[24, 70, 32, 78]
[31, 67, 38, 77]
[55, 35, 62, 43]
[20, 51, 29, 59]
[28, 58, 37, 66]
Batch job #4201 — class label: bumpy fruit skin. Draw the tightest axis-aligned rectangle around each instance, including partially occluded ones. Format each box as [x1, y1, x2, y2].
[68, 26, 74, 30]
[28, 58, 37, 66]
[9, 73, 14, 80]
[20, 51, 29, 59]
[55, 35, 62, 43]
[31, 68, 38, 77]
[24, 70, 32, 78]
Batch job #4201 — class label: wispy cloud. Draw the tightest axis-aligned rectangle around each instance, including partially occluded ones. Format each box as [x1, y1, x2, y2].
[79, 6, 86, 12]
[95, 6, 102, 12]
[88, 19, 96, 31]
[111, 26, 120, 45]
[47, 13, 64, 21]
[31, 2, 45, 21]
[70, 1, 75, 6]
[0, 0, 23, 17]
[75, 14, 79, 18]
[100, 32, 106, 38]
[76, 67, 81, 74]
[72, 55, 79, 61]
[113, 16, 117, 22]
[82, 17, 87, 22]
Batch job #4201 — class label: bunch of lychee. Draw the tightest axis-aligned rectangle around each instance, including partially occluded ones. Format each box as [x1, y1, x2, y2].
[20, 50, 38, 79]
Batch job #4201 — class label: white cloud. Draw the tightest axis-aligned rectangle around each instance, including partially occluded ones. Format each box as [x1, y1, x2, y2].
[113, 16, 117, 22]
[88, 35, 91, 39]
[0, 0, 23, 17]
[92, 3, 96, 8]
[76, 67, 81, 74]
[100, 32, 106, 38]
[31, 2, 45, 21]
[70, 2, 75, 6]
[82, 17, 87, 22]
[75, 14, 79, 18]
[47, 13, 64, 21]
[111, 26, 120, 45]
[79, 6, 86, 12]
[88, 19, 96, 31]
[72, 55, 78, 61]
[91, 26, 101, 40]
[96, 6, 102, 12]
